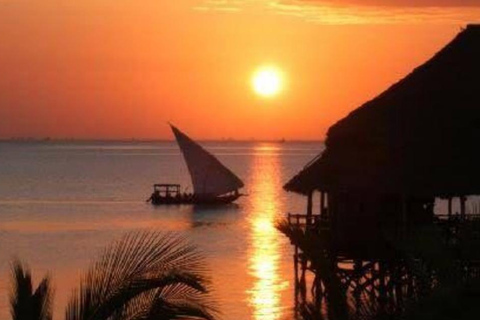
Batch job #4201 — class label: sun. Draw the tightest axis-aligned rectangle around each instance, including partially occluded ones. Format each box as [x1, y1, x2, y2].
[252, 66, 283, 97]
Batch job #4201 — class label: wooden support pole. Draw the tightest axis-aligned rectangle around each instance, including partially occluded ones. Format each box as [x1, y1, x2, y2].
[320, 191, 325, 217]
[401, 195, 407, 233]
[307, 191, 313, 225]
[460, 196, 466, 220]
[448, 197, 452, 218]
[378, 261, 387, 312]
[353, 260, 362, 316]
[393, 264, 403, 310]
[293, 246, 299, 311]
[319, 191, 322, 216]
[300, 257, 307, 302]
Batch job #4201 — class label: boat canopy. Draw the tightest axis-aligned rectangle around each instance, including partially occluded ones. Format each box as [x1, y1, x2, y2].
[154, 184, 180, 192]
[170, 124, 244, 196]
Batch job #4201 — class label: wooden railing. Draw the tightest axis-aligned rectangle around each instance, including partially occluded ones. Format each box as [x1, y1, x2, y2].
[286, 212, 480, 229]
[434, 214, 480, 222]
[287, 213, 329, 229]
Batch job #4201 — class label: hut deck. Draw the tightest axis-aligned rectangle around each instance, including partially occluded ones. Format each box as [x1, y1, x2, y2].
[287, 212, 480, 229]
[284, 211, 480, 317]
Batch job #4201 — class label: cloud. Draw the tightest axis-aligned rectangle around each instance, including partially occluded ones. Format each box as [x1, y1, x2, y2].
[193, 0, 246, 12]
[194, 0, 480, 24]
[273, 1, 480, 24]
[297, 0, 480, 7]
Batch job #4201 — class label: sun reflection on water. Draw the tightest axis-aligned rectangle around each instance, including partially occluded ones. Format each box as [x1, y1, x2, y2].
[247, 143, 289, 320]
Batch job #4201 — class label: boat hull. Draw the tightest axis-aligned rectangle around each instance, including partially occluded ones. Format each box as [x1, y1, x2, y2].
[150, 193, 241, 205]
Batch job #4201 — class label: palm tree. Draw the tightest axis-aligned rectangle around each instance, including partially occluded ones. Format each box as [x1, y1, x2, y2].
[65, 231, 217, 320]
[10, 261, 53, 320]
[10, 231, 218, 320]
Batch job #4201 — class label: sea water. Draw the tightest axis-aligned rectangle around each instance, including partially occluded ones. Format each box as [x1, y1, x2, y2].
[0, 141, 323, 320]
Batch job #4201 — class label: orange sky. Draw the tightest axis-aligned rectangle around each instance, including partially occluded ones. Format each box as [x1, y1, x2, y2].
[0, 0, 479, 140]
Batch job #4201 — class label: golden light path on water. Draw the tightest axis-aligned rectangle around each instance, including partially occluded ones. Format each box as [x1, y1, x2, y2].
[247, 143, 289, 320]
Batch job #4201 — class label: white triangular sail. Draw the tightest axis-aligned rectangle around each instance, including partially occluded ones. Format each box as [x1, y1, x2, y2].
[171, 125, 244, 196]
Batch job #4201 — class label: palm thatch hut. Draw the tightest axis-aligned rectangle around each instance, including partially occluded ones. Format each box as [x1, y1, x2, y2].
[285, 25, 480, 245]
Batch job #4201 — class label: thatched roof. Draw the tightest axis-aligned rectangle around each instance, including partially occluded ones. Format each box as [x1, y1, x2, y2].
[285, 24, 480, 197]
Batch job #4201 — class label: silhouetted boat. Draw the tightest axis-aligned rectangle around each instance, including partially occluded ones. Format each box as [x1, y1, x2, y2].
[147, 125, 244, 205]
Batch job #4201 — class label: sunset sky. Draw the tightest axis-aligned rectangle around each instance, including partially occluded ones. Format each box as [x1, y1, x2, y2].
[0, 0, 479, 140]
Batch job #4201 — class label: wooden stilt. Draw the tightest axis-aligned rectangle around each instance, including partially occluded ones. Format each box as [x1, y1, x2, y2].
[293, 246, 299, 313]
[393, 263, 403, 310]
[379, 261, 387, 314]
[353, 260, 362, 316]
[300, 256, 307, 302]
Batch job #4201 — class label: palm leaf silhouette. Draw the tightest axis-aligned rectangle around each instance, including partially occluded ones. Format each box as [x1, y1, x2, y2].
[10, 260, 53, 320]
[65, 231, 217, 320]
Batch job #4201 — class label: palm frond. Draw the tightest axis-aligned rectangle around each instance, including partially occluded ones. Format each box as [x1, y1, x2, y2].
[65, 231, 217, 320]
[10, 260, 53, 320]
